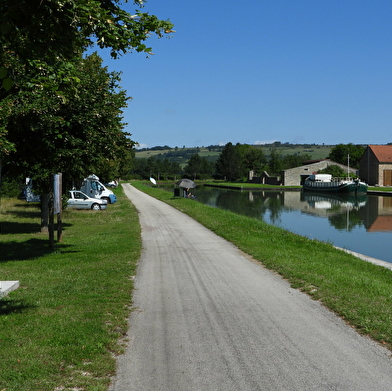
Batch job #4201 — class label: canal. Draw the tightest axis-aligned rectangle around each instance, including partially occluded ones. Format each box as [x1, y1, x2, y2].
[193, 186, 392, 264]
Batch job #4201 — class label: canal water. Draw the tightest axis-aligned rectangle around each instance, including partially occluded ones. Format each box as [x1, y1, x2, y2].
[193, 186, 392, 264]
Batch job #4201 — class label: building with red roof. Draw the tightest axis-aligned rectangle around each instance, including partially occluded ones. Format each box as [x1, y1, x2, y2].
[359, 145, 392, 186]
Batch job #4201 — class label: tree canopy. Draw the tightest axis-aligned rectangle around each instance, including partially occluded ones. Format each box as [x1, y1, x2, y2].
[183, 154, 215, 180]
[0, 0, 174, 90]
[215, 143, 243, 181]
[2, 53, 132, 193]
[328, 144, 365, 168]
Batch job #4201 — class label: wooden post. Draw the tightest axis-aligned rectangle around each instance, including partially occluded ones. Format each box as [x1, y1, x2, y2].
[49, 175, 54, 250]
[57, 173, 63, 242]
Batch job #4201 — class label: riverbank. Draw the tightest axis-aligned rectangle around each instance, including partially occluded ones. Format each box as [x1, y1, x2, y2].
[367, 190, 392, 196]
[132, 181, 392, 352]
[204, 183, 301, 191]
[203, 182, 392, 195]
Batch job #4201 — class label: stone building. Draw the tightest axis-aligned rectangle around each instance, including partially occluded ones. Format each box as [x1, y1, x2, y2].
[359, 145, 392, 186]
[280, 159, 357, 186]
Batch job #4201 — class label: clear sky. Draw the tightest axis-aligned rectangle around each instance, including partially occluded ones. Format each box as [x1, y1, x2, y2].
[98, 0, 392, 149]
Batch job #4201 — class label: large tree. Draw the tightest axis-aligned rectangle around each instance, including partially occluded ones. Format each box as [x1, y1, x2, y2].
[236, 144, 267, 176]
[215, 142, 243, 181]
[267, 147, 285, 175]
[1, 52, 134, 232]
[183, 153, 215, 180]
[1, 0, 174, 233]
[3, 52, 132, 188]
[328, 143, 365, 168]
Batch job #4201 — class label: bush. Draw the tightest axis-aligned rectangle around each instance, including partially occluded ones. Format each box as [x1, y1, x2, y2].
[0, 178, 22, 198]
[318, 166, 356, 178]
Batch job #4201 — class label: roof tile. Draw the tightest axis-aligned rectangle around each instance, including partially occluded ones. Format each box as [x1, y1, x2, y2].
[369, 145, 392, 162]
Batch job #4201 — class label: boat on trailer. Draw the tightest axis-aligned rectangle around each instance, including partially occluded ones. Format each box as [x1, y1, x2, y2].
[302, 174, 368, 194]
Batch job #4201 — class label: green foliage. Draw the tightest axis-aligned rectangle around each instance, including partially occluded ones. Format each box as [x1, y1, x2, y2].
[131, 156, 182, 180]
[236, 144, 268, 175]
[183, 153, 215, 179]
[318, 165, 356, 178]
[215, 142, 243, 181]
[268, 147, 283, 175]
[0, 0, 174, 163]
[2, 53, 133, 193]
[0, 176, 22, 197]
[0, 0, 175, 82]
[214, 143, 314, 180]
[281, 153, 312, 170]
[328, 143, 365, 168]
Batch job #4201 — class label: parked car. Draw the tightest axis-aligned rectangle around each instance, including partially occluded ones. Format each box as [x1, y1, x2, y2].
[106, 180, 118, 188]
[67, 190, 107, 210]
[80, 174, 117, 203]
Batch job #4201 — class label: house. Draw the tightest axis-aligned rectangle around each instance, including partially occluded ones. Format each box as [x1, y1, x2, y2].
[280, 159, 357, 186]
[359, 145, 392, 186]
[249, 159, 357, 186]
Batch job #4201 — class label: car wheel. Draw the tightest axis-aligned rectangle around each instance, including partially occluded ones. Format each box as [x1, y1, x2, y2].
[102, 197, 110, 204]
[91, 203, 101, 211]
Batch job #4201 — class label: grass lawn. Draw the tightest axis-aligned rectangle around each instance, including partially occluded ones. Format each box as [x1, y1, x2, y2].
[368, 186, 392, 192]
[0, 188, 141, 391]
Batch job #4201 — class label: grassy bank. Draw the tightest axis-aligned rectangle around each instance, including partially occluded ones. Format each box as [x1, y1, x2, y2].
[0, 188, 141, 391]
[132, 181, 392, 350]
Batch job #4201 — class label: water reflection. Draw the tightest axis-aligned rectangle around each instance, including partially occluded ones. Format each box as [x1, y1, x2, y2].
[195, 186, 392, 262]
[360, 195, 392, 232]
[300, 193, 367, 232]
[196, 187, 392, 233]
[196, 187, 286, 223]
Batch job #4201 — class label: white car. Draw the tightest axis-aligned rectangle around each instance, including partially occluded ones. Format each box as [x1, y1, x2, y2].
[67, 190, 107, 210]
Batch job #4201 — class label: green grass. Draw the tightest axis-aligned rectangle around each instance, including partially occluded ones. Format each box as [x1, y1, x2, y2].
[132, 181, 392, 349]
[0, 188, 141, 391]
[368, 186, 392, 192]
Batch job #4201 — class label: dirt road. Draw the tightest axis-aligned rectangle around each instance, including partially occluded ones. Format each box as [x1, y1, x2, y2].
[110, 183, 392, 390]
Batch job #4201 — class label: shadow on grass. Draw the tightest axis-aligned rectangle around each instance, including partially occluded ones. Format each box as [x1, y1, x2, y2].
[0, 298, 36, 315]
[0, 221, 72, 235]
[0, 221, 41, 234]
[0, 238, 76, 262]
[5, 202, 41, 217]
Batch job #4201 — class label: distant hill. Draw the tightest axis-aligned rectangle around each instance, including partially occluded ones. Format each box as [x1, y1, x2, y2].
[135, 143, 333, 166]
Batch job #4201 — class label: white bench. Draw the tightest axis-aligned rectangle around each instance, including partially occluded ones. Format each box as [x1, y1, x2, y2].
[0, 281, 20, 298]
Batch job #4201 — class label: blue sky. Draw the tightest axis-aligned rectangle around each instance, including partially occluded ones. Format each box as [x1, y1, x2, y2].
[98, 0, 392, 149]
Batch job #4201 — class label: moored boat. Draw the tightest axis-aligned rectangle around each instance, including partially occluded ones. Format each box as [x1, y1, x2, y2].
[302, 174, 368, 194]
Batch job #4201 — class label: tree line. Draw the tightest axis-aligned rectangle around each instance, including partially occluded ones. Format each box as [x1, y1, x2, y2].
[132, 142, 368, 182]
[133, 143, 313, 181]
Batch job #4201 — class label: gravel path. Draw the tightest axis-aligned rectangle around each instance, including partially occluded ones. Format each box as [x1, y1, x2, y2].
[110, 183, 392, 391]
